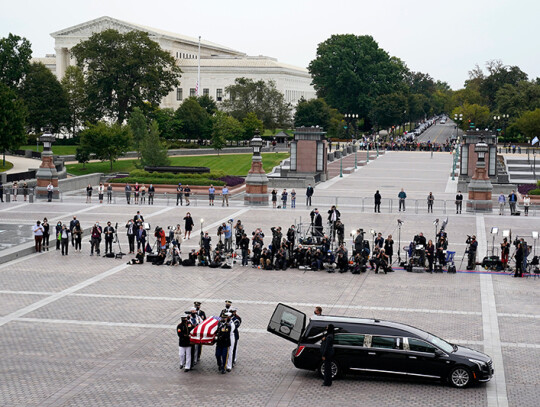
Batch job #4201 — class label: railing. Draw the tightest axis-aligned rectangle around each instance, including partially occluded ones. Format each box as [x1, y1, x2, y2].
[6, 170, 36, 183]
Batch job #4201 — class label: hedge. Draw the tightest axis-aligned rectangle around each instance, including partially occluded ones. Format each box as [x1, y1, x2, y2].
[110, 177, 226, 186]
[128, 169, 226, 179]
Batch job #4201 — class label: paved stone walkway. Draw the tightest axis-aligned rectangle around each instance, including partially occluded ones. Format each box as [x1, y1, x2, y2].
[0, 152, 538, 406]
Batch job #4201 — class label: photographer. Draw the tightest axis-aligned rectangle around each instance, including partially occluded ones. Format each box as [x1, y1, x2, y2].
[240, 233, 250, 266]
[436, 235, 447, 266]
[223, 221, 233, 252]
[90, 223, 103, 256]
[128, 249, 145, 265]
[335, 220, 345, 246]
[173, 225, 183, 249]
[327, 205, 341, 240]
[501, 237, 510, 270]
[234, 220, 244, 248]
[336, 251, 348, 273]
[271, 227, 282, 254]
[384, 235, 394, 265]
[354, 230, 365, 256]
[136, 224, 147, 251]
[201, 232, 211, 252]
[125, 219, 136, 254]
[103, 221, 115, 255]
[155, 226, 166, 250]
[311, 209, 323, 243]
[466, 235, 478, 270]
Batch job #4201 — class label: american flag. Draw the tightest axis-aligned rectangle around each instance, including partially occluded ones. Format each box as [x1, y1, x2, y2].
[195, 81, 199, 96]
[190, 316, 219, 345]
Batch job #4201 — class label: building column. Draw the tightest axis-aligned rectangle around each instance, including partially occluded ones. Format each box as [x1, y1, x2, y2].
[55, 47, 69, 80]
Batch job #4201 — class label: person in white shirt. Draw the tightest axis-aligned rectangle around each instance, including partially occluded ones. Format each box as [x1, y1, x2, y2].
[32, 220, 45, 252]
[47, 183, 54, 202]
[523, 194, 531, 216]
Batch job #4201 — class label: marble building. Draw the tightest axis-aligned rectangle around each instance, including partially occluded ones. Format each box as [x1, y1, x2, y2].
[32, 16, 315, 109]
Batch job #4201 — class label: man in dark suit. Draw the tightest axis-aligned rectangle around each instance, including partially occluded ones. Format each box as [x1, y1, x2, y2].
[136, 224, 147, 251]
[103, 221, 115, 255]
[374, 190, 382, 213]
[321, 324, 335, 387]
[126, 219, 136, 254]
[306, 184, 314, 207]
[69, 216, 80, 247]
[311, 208, 323, 243]
[455, 191, 463, 214]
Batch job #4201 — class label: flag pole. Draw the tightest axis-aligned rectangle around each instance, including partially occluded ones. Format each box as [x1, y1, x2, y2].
[196, 36, 201, 97]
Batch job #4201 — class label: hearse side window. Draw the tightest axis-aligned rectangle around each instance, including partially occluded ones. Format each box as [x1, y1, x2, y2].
[335, 334, 365, 346]
[408, 338, 437, 353]
[371, 336, 397, 349]
[304, 326, 326, 343]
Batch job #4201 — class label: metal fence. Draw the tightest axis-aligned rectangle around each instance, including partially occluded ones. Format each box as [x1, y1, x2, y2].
[6, 170, 36, 183]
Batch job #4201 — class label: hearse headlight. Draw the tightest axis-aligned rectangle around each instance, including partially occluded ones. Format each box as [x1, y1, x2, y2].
[469, 358, 487, 369]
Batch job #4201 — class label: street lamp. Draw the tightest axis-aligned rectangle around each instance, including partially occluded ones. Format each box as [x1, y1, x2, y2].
[376, 135, 379, 158]
[344, 114, 359, 139]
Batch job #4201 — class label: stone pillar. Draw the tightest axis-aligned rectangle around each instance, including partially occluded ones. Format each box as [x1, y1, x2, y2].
[55, 47, 69, 80]
[244, 131, 269, 206]
[35, 132, 59, 200]
[466, 138, 493, 213]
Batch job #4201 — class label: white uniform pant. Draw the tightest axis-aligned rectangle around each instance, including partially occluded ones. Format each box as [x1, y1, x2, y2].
[179, 346, 191, 369]
[226, 335, 236, 370]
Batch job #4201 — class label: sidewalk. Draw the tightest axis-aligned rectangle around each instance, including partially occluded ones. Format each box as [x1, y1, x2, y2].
[3, 155, 40, 174]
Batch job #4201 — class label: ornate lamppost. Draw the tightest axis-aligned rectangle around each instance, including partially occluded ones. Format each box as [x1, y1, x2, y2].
[244, 129, 269, 206]
[35, 129, 59, 200]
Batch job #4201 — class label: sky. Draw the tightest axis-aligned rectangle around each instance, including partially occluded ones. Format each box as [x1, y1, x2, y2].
[1, 0, 539, 90]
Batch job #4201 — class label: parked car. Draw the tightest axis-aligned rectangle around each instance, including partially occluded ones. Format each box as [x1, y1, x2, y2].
[267, 303, 493, 388]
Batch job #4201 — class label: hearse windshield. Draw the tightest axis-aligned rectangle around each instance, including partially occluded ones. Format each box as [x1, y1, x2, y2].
[426, 333, 454, 353]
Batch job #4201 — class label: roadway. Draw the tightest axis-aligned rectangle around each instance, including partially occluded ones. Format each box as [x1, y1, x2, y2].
[415, 119, 463, 144]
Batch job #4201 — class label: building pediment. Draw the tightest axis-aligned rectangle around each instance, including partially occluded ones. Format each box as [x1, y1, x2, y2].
[51, 16, 152, 38]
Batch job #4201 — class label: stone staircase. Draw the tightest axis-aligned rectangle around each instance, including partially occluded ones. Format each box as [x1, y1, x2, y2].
[505, 157, 540, 184]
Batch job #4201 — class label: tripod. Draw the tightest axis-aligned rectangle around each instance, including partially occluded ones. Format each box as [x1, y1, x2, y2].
[114, 223, 125, 258]
[397, 221, 403, 266]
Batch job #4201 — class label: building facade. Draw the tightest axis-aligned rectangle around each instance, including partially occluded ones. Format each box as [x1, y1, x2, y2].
[34, 16, 315, 110]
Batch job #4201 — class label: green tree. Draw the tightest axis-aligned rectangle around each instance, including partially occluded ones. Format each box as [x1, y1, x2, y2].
[75, 146, 90, 169]
[0, 83, 27, 164]
[242, 112, 264, 140]
[0, 33, 32, 90]
[175, 97, 212, 140]
[71, 29, 182, 123]
[309, 34, 407, 124]
[370, 92, 408, 130]
[495, 81, 540, 118]
[212, 111, 244, 147]
[79, 122, 132, 170]
[147, 106, 182, 140]
[514, 108, 540, 141]
[294, 98, 331, 129]
[451, 103, 491, 131]
[128, 107, 147, 159]
[61, 66, 86, 136]
[479, 60, 528, 109]
[196, 94, 218, 115]
[19, 62, 70, 133]
[222, 77, 291, 131]
[140, 120, 170, 167]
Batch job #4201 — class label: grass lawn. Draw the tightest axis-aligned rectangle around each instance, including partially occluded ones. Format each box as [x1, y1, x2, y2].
[0, 161, 14, 172]
[20, 145, 78, 155]
[66, 152, 289, 176]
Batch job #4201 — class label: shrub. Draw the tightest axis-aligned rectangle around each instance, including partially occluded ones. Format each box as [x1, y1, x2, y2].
[218, 175, 245, 187]
[109, 176, 225, 186]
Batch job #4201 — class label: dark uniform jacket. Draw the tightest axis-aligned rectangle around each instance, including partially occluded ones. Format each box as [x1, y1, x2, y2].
[320, 333, 335, 357]
[177, 321, 193, 347]
[215, 322, 232, 347]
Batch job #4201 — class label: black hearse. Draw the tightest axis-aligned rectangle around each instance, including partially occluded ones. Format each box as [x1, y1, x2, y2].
[267, 303, 493, 388]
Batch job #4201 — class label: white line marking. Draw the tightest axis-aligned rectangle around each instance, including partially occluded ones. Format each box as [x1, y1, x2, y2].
[0, 263, 129, 327]
[476, 214, 488, 261]
[480, 273, 508, 407]
[0, 203, 30, 212]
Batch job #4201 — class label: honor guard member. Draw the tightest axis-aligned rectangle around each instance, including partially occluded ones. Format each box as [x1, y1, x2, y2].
[230, 308, 242, 367]
[220, 300, 232, 317]
[226, 313, 237, 372]
[177, 314, 193, 372]
[189, 307, 202, 367]
[215, 313, 232, 374]
[194, 301, 206, 359]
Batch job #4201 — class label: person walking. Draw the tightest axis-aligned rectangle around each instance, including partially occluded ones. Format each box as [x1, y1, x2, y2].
[498, 193, 506, 215]
[508, 190, 517, 215]
[291, 189, 296, 208]
[398, 188, 407, 212]
[455, 191, 463, 214]
[177, 315, 193, 372]
[374, 190, 381, 213]
[125, 184, 132, 204]
[184, 212, 194, 240]
[208, 185, 215, 206]
[281, 189, 288, 209]
[523, 194, 530, 216]
[215, 314, 232, 374]
[306, 184, 314, 207]
[86, 184, 93, 203]
[321, 324, 335, 387]
[427, 192, 434, 213]
[32, 220, 44, 252]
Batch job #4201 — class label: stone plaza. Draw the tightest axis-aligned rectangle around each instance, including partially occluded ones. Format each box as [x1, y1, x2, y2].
[0, 150, 539, 406]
